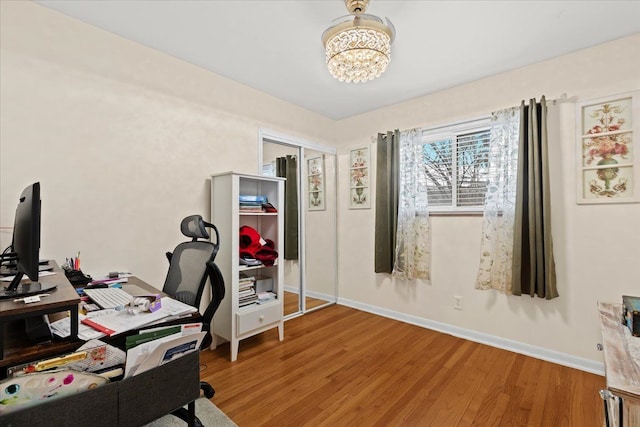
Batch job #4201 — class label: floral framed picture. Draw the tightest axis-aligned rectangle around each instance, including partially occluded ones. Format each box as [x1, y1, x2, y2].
[349, 146, 371, 209]
[307, 155, 325, 211]
[576, 90, 640, 204]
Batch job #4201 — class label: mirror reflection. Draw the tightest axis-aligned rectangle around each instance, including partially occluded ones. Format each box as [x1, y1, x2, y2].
[303, 149, 337, 312]
[261, 137, 337, 317]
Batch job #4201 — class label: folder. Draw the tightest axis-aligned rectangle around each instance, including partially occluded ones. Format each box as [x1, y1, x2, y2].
[124, 332, 205, 378]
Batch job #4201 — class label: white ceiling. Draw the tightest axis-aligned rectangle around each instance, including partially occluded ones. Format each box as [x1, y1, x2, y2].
[36, 1, 640, 120]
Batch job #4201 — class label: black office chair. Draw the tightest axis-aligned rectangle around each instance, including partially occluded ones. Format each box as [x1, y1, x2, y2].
[163, 214, 225, 351]
[163, 215, 225, 425]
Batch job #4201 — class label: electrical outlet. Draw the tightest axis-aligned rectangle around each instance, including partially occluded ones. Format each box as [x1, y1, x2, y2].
[454, 296, 463, 310]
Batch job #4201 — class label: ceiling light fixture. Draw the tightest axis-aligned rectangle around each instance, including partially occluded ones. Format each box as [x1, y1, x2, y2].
[322, 0, 395, 83]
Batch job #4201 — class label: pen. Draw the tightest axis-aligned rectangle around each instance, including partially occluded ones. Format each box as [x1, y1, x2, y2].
[34, 351, 88, 371]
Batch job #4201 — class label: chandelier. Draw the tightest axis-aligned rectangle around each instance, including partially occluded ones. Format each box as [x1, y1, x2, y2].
[322, 0, 395, 83]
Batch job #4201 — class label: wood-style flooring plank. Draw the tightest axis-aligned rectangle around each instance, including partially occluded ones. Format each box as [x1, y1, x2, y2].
[200, 304, 605, 426]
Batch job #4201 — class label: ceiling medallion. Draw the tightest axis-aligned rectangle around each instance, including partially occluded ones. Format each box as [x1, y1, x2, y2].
[321, 0, 395, 83]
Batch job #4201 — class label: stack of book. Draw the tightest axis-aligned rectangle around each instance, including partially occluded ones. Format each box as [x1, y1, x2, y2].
[239, 195, 267, 213]
[239, 275, 258, 307]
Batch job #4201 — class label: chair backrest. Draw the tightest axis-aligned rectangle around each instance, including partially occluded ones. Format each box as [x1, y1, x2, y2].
[162, 215, 224, 342]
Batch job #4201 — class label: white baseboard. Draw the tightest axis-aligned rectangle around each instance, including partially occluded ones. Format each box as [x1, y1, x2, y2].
[337, 296, 604, 376]
[283, 285, 299, 294]
[284, 285, 335, 304]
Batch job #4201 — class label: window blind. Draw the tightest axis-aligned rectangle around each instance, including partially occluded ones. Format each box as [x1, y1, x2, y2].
[422, 128, 490, 210]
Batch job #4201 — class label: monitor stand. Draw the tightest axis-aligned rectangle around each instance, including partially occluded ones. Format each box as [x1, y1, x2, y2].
[0, 273, 57, 300]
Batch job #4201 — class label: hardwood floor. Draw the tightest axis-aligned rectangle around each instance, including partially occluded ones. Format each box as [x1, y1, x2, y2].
[283, 290, 331, 316]
[201, 304, 605, 426]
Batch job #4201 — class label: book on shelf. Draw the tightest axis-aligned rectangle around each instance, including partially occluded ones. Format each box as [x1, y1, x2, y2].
[239, 289, 256, 298]
[239, 206, 264, 213]
[239, 195, 268, 204]
[238, 203, 278, 214]
[239, 277, 255, 288]
[239, 298, 258, 308]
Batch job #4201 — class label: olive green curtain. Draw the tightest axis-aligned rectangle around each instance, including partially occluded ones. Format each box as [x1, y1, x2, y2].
[276, 155, 298, 260]
[512, 97, 558, 299]
[374, 130, 400, 274]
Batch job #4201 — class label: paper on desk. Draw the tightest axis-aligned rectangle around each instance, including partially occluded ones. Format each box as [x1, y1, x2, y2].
[124, 331, 205, 378]
[145, 297, 199, 326]
[74, 339, 126, 373]
[80, 297, 195, 336]
[81, 307, 170, 336]
[158, 297, 198, 316]
[49, 314, 107, 341]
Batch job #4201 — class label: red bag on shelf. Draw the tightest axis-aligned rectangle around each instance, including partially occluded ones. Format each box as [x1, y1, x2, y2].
[239, 226, 278, 266]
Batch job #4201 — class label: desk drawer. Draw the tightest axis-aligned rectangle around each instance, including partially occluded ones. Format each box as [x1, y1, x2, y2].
[237, 302, 281, 336]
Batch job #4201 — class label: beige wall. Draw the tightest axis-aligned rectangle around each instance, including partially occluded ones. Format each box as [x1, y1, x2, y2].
[0, 2, 333, 287]
[335, 33, 640, 367]
[2, 1, 639, 368]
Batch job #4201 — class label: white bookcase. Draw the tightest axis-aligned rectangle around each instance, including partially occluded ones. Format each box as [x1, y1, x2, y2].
[210, 172, 284, 361]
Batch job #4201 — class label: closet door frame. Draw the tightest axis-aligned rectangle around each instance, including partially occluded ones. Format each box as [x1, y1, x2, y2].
[258, 129, 338, 318]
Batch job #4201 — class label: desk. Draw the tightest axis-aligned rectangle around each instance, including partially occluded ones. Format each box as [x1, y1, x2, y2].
[0, 273, 195, 373]
[598, 302, 640, 426]
[0, 273, 202, 426]
[0, 263, 79, 364]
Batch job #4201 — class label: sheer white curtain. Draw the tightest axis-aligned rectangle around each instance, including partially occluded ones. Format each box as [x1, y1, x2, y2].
[475, 108, 520, 292]
[393, 128, 431, 280]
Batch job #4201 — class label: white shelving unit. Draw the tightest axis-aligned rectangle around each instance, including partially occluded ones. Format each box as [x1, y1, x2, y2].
[210, 171, 285, 361]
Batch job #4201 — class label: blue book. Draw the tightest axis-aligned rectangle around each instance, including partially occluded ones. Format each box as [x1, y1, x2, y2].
[239, 195, 268, 203]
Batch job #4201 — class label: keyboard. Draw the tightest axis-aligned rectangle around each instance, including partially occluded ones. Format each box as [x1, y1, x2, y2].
[84, 287, 134, 309]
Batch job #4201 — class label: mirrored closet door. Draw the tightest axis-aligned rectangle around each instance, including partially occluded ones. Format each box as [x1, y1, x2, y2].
[259, 131, 337, 318]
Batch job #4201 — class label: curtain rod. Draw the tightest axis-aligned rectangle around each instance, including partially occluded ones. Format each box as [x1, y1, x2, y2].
[375, 93, 574, 139]
[549, 93, 577, 105]
[421, 115, 490, 134]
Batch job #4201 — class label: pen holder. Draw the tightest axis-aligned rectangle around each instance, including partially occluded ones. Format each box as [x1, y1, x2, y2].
[64, 268, 93, 286]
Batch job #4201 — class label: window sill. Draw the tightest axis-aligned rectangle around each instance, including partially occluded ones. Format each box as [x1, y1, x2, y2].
[428, 210, 484, 217]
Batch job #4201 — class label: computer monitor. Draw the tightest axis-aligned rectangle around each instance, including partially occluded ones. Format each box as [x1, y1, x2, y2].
[0, 182, 57, 299]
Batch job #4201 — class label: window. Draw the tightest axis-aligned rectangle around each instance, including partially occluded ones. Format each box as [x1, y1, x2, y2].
[421, 118, 491, 212]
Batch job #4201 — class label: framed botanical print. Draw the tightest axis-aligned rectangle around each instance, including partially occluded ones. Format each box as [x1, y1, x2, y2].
[576, 91, 640, 204]
[307, 155, 325, 211]
[349, 146, 371, 209]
